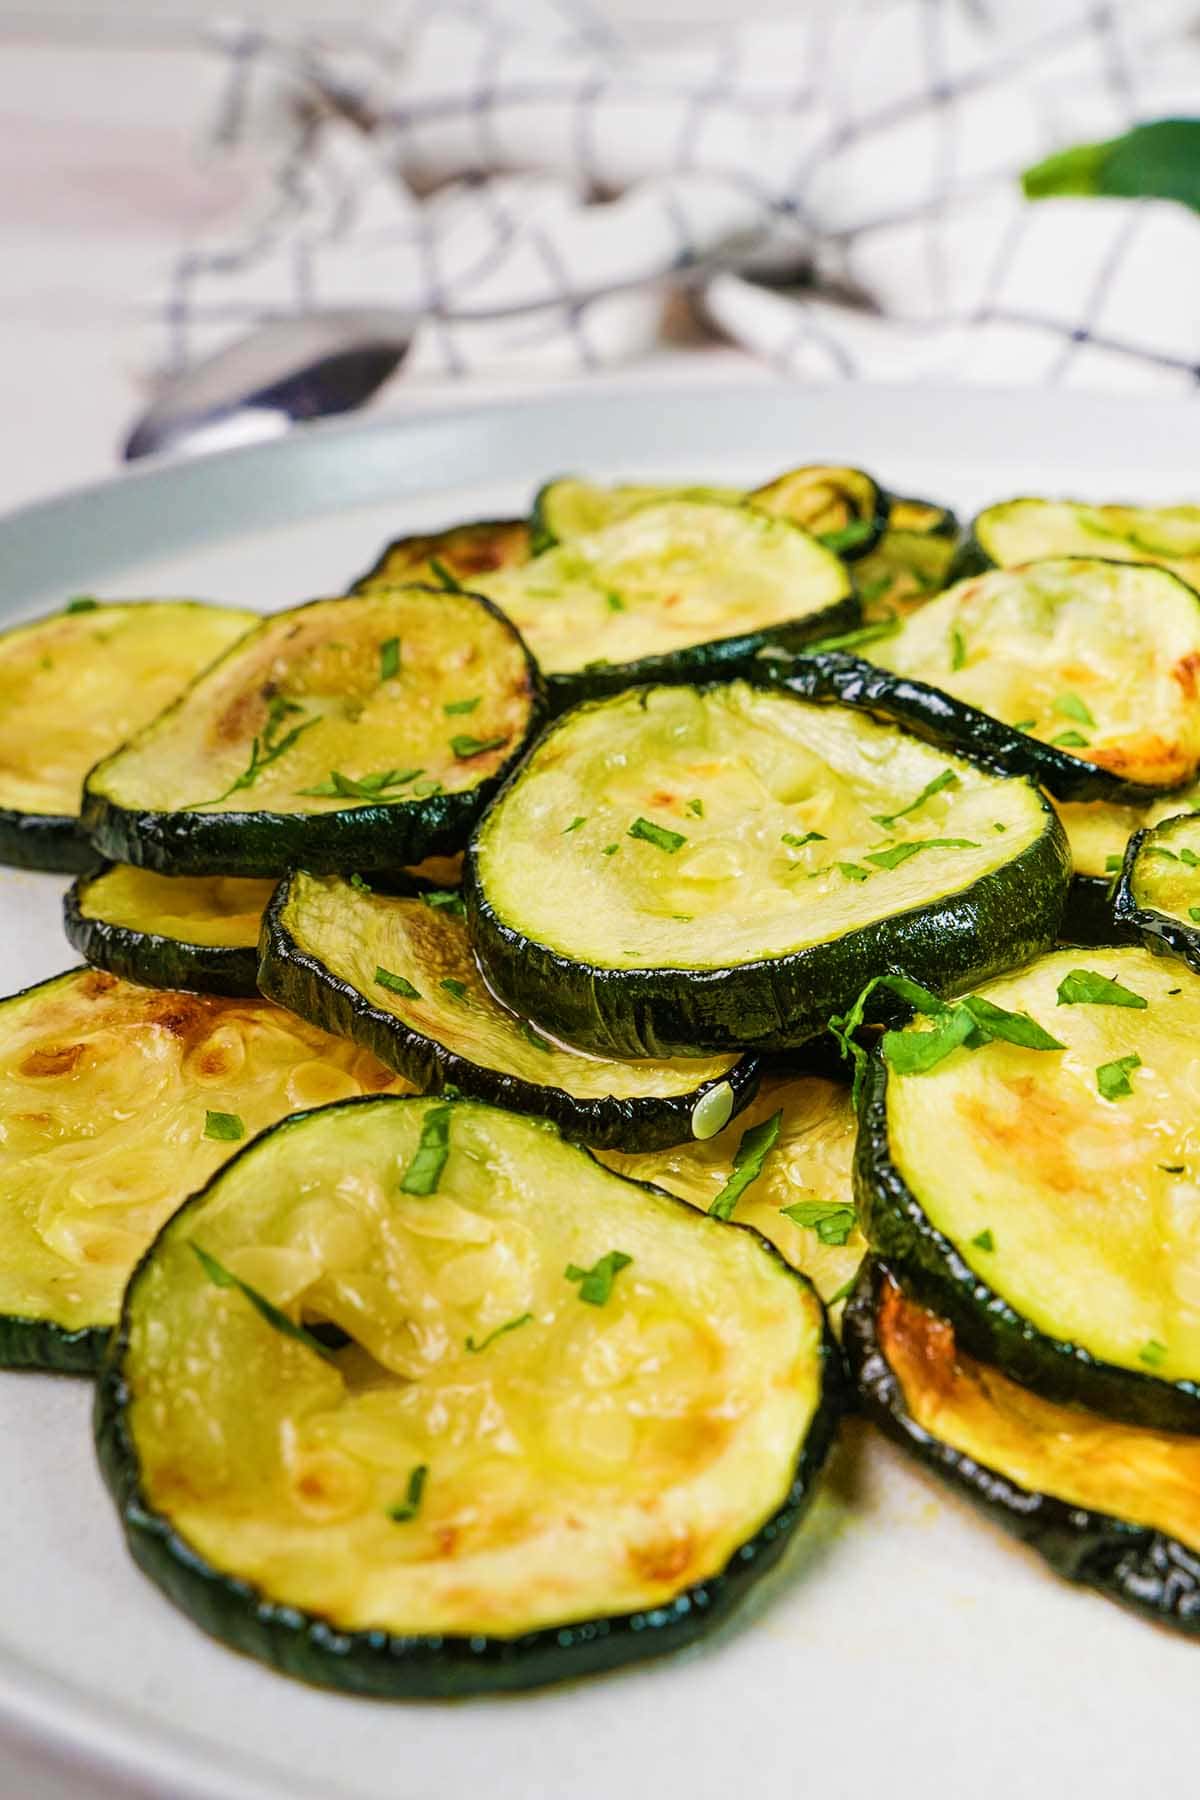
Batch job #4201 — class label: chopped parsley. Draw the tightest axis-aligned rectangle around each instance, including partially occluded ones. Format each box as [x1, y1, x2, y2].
[375, 967, 421, 1000]
[349, 872, 372, 893]
[1181, 847, 1200, 868]
[203, 1110, 245, 1142]
[1096, 1053, 1141, 1101]
[707, 1110, 783, 1222]
[1104, 855, 1123, 873]
[950, 628, 967, 671]
[428, 558, 465, 592]
[819, 518, 876, 555]
[1055, 969, 1147, 1009]
[412, 779, 442, 797]
[806, 617, 901, 654]
[1138, 1339, 1168, 1370]
[830, 970, 1064, 1097]
[299, 767, 421, 800]
[399, 1104, 453, 1195]
[628, 816, 686, 853]
[450, 733, 507, 759]
[562, 815, 587, 833]
[782, 830, 826, 850]
[866, 836, 978, 871]
[602, 843, 620, 856]
[379, 637, 401, 681]
[993, 822, 1007, 833]
[443, 696, 480, 716]
[605, 590, 626, 612]
[882, 1004, 976, 1074]
[518, 1020, 553, 1053]
[872, 769, 958, 829]
[199, 695, 316, 806]
[781, 1199, 856, 1245]
[439, 977, 469, 1001]
[422, 888, 466, 918]
[1052, 692, 1096, 729]
[190, 1243, 336, 1362]
[65, 595, 100, 613]
[1011, 719, 1037, 733]
[387, 1464, 429, 1523]
[687, 797, 705, 817]
[564, 1249, 632, 1306]
[1191, 907, 1200, 924]
[465, 1313, 533, 1354]
[971, 1228, 995, 1252]
[837, 861, 871, 882]
[1050, 730, 1090, 749]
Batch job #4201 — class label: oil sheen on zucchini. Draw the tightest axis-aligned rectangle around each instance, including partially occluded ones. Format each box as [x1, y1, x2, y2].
[466, 500, 855, 708]
[82, 588, 544, 877]
[0, 968, 405, 1371]
[259, 870, 758, 1150]
[64, 864, 275, 996]
[96, 1095, 843, 1697]
[600, 1074, 864, 1318]
[857, 945, 1200, 1431]
[1115, 812, 1200, 973]
[846, 1263, 1200, 1637]
[0, 599, 255, 872]
[352, 518, 531, 591]
[466, 680, 1069, 1057]
[864, 558, 1200, 798]
[962, 497, 1200, 587]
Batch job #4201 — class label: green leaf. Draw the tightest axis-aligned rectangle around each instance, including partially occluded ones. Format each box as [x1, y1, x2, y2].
[564, 1250, 632, 1306]
[1181, 847, 1200, 868]
[1052, 692, 1096, 729]
[443, 697, 480, 716]
[203, 1110, 245, 1142]
[562, 815, 587, 833]
[602, 843, 620, 856]
[707, 1110, 784, 1222]
[1011, 719, 1037, 733]
[805, 617, 901, 654]
[971, 1228, 995, 1252]
[399, 1104, 453, 1195]
[518, 1020, 553, 1053]
[1023, 120, 1200, 214]
[439, 977, 469, 1001]
[829, 971, 947, 1104]
[379, 637, 401, 681]
[687, 797, 705, 817]
[189, 1243, 336, 1363]
[827, 1274, 858, 1306]
[429, 558, 465, 592]
[375, 966, 421, 1000]
[959, 994, 1065, 1051]
[349, 872, 373, 893]
[1096, 1053, 1141, 1101]
[628, 816, 686, 853]
[780, 1199, 857, 1245]
[1056, 968, 1147, 1009]
[421, 888, 466, 917]
[65, 596, 100, 613]
[872, 769, 960, 829]
[605, 590, 627, 612]
[1050, 729, 1090, 749]
[1190, 907, 1200, 924]
[883, 1005, 977, 1075]
[387, 1463, 429, 1522]
[465, 1313, 533, 1353]
[819, 518, 875, 554]
[450, 733, 507, 759]
[836, 861, 871, 881]
[950, 628, 967, 672]
[1138, 1338, 1169, 1370]
[866, 836, 978, 871]
[198, 696, 317, 807]
[781, 829, 826, 849]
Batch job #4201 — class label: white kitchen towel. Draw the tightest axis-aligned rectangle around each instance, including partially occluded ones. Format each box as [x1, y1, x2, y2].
[162, 0, 1200, 393]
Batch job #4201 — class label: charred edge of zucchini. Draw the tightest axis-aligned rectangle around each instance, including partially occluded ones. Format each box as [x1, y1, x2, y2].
[769, 652, 1173, 806]
[63, 864, 259, 998]
[0, 810, 96, 873]
[93, 1108, 847, 1699]
[257, 875, 761, 1150]
[350, 518, 531, 592]
[0, 1312, 109, 1376]
[854, 1051, 1200, 1433]
[843, 1260, 1200, 1634]
[1114, 824, 1200, 976]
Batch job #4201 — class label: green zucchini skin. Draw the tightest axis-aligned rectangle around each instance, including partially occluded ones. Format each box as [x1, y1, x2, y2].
[1058, 874, 1137, 948]
[0, 811, 95, 873]
[93, 1116, 847, 1699]
[0, 1313, 107, 1375]
[63, 864, 259, 998]
[844, 1259, 1200, 1635]
[1114, 825, 1200, 974]
[770, 651, 1173, 806]
[854, 1050, 1200, 1433]
[257, 874, 761, 1149]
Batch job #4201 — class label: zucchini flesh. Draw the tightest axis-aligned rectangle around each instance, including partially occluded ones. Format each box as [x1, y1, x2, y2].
[855, 530, 959, 624]
[968, 497, 1200, 587]
[0, 600, 255, 872]
[846, 1264, 1200, 1637]
[888, 497, 957, 538]
[352, 518, 530, 591]
[467, 679, 1069, 1056]
[82, 588, 544, 877]
[64, 863, 274, 997]
[1116, 812, 1200, 972]
[96, 1095, 842, 1696]
[858, 945, 1200, 1430]
[259, 870, 757, 1150]
[600, 1073, 864, 1318]
[467, 500, 855, 705]
[0, 968, 405, 1370]
[869, 558, 1200, 796]
[531, 477, 741, 546]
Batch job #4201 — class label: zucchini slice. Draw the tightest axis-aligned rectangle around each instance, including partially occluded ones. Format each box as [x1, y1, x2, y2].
[599, 1073, 864, 1320]
[82, 588, 544, 877]
[846, 1263, 1200, 1637]
[854, 496, 960, 624]
[1116, 812, 1200, 972]
[352, 518, 531, 592]
[1054, 784, 1200, 945]
[64, 864, 274, 997]
[962, 497, 1200, 587]
[838, 558, 1200, 800]
[888, 497, 957, 538]
[531, 477, 741, 548]
[95, 1095, 843, 1697]
[0, 599, 255, 872]
[0, 968, 405, 1371]
[466, 680, 1069, 1057]
[857, 945, 1200, 1432]
[259, 870, 758, 1150]
[466, 500, 855, 710]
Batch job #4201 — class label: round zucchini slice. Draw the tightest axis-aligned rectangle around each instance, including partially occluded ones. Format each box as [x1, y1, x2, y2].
[961, 497, 1200, 588]
[351, 517, 531, 592]
[855, 558, 1200, 800]
[64, 863, 275, 996]
[748, 465, 889, 559]
[96, 1095, 843, 1697]
[1054, 783, 1200, 946]
[530, 477, 742, 549]
[466, 680, 1069, 1057]
[1115, 812, 1200, 972]
[82, 588, 545, 878]
[467, 499, 856, 711]
[856, 944, 1200, 1432]
[0, 598, 255, 872]
[600, 1073, 864, 1322]
[0, 968, 405, 1371]
[888, 497, 958, 538]
[259, 870, 759, 1150]
[846, 1263, 1200, 1638]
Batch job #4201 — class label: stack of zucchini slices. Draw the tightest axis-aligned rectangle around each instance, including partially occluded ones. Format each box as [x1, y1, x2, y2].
[6, 469, 1200, 1697]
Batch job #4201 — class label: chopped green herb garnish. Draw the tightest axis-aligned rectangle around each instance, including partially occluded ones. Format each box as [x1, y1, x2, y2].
[837, 861, 871, 882]
[855, 576, 893, 605]
[198, 695, 316, 807]
[564, 1250, 632, 1306]
[1056, 968, 1147, 1009]
[203, 1110, 244, 1142]
[819, 518, 875, 554]
[1052, 692, 1096, 729]
[190, 1243, 336, 1362]
[992, 822, 1007, 833]
[443, 697, 480, 716]
[827, 1274, 858, 1306]
[399, 1104, 453, 1196]
[806, 617, 901, 654]
[958, 994, 1064, 1050]
[518, 1020, 553, 1052]
[1050, 729, 1090, 748]
[950, 628, 967, 671]
[867, 836, 978, 871]
[602, 843, 620, 856]
[387, 1464, 429, 1522]
[429, 558, 465, 592]
[971, 1228, 995, 1252]
[1190, 907, 1200, 924]
[781, 1199, 856, 1245]
[465, 1313, 533, 1354]
[687, 798, 704, 817]
[379, 637, 401, 681]
[375, 967, 421, 1000]
[439, 978, 469, 1001]
[605, 590, 626, 612]
[628, 816, 686, 853]
[450, 733, 507, 759]
[1160, 1164, 1186, 1175]
[562, 815, 587, 833]
[1104, 855, 1123, 873]
[782, 830, 826, 850]
[1138, 1339, 1168, 1370]
[1096, 1053, 1141, 1101]
[299, 767, 421, 799]
[882, 1004, 977, 1074]
[1146, 847, 1179, 861]
[829, 972, 946, 1103]
[349, 872, 372, 893]
[872, 770, 959, 828]
[422, 888, 466, 917]
[1011, 719, 1037, 733]
[412, 778, 443, 797]
[65, 596, 100, 613]
[707, 1111, 783, 1222]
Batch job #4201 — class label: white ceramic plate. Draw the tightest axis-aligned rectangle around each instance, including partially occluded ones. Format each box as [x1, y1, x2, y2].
[2, 381, 1198, 1800]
